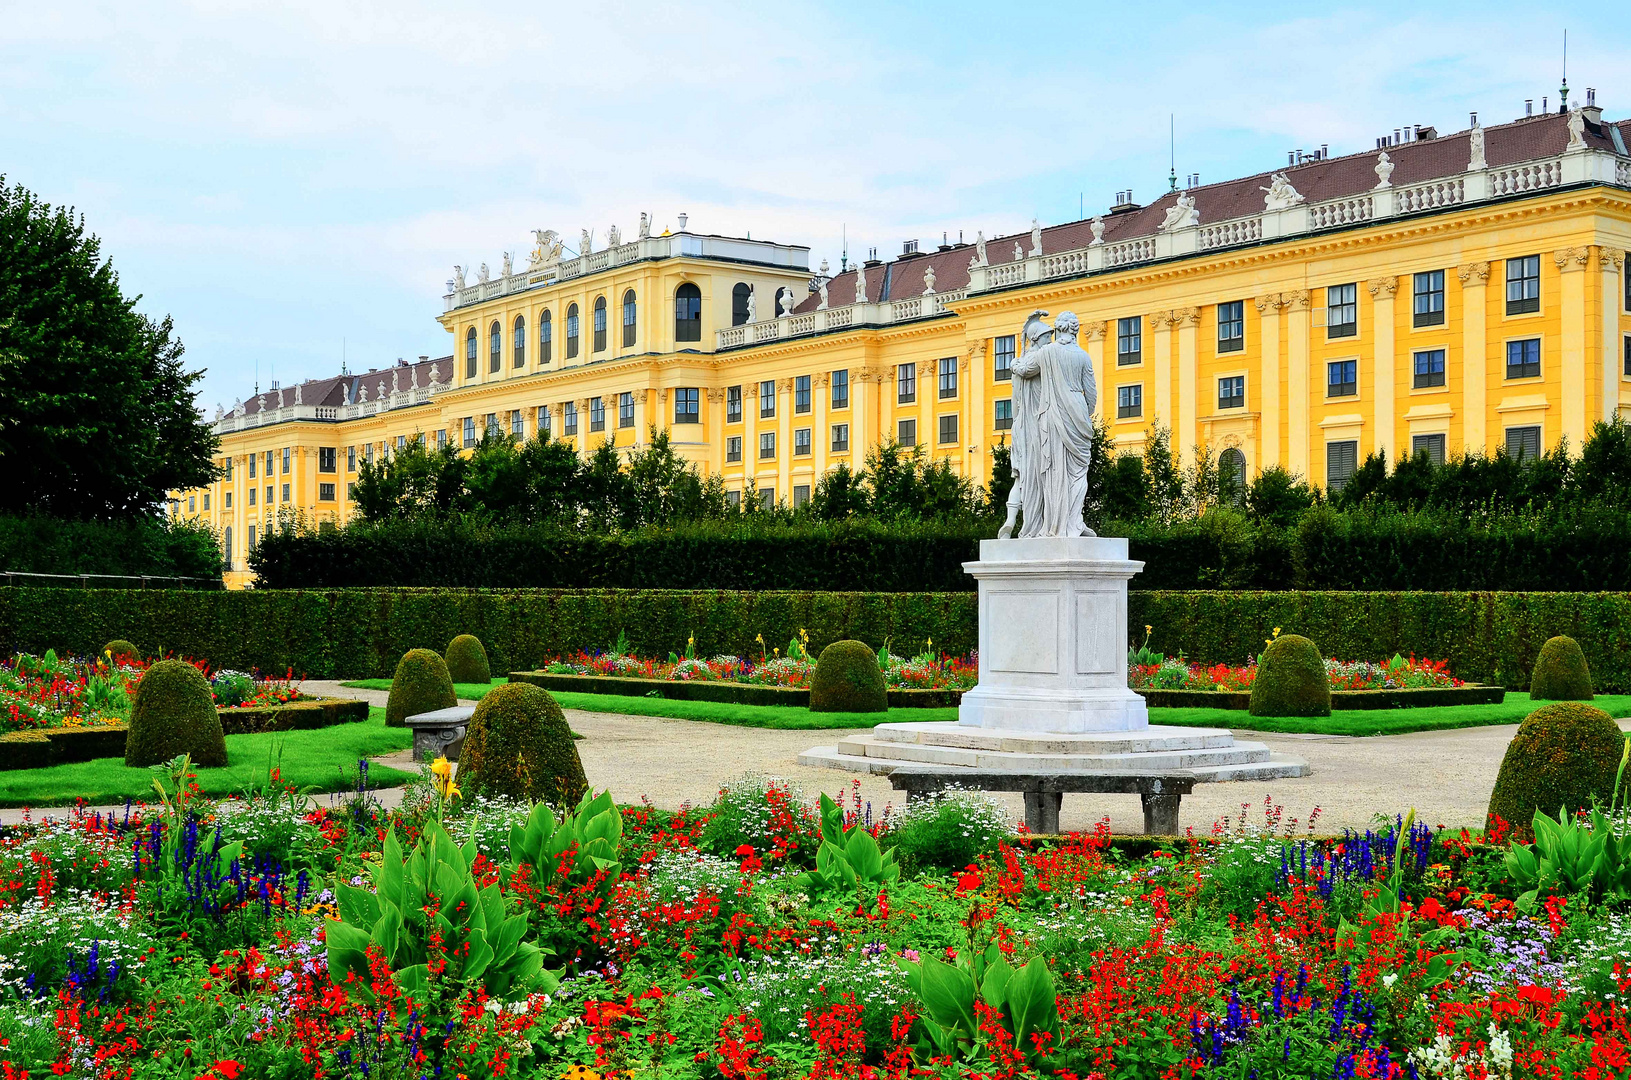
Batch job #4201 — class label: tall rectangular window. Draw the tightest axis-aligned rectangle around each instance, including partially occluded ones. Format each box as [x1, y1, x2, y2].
[726, 436, 742, 462]
[794, 427, 811, 456]
[282, 448, 290, 474]
[993, 335, 1016, 381]
[757, 488, 774, 511]
[1327, 359, 1357, 397]
[674, 387, 699, 424]
[1506, 425, 1542, 460]
[897, 363, 917, 403]
[1217, 375, 1245, 410]
[593, 302, 607, 352]
[1624, 335, 1631, 377]
[248, 487, 256, 506]
[1506, 255, 1541, 314]
[794, 375, 811, 414]
[726, 385, 742, 423]
[759, 431, 776, 459]
[793, 484, 811, 508]
[1117, 316, 1142, 364]
[347, 446, 356, 472]
[1217, 301, 1244, 352]
[510, 412, 522, 438]
[938, 414, 958, 444]
[281, 483, 290, 503]
[248, 454, 256, 479]
[831, 370, 849, 409]
[1327, 283, 1357, 338]
[1413, 270, 1446, 327]
[485, 412, 498, 436]
[897, 418, 917, 445]
[1413, 349, 1446, 388]
[831, 423, 849, 452]
[1411, 433, 1446, 465]
[463, 417, 476, 447]
[1117, 384, 1142, 419]
[248, 524, 256, 550]
[537, 405, 550, 436]
[564, 402, 578, 435]
[994, 399, 1013, 430]
[437, 429, 448, 448]
[319, 482, 336, 501]
[589, 397, 605, 431]
[1326, 440, 1359, 491]
[938, 357, 958, 399]
[759, 380, 775, 418]
[224, 491, 231, 509]
[1506, 338, 1541, 379]
[223, 457, 233, 481]
[188, 495, 195, 514]
[619, 392, 635, 428]
[202, 493, 209, 511]
[318, 447, 336, 473]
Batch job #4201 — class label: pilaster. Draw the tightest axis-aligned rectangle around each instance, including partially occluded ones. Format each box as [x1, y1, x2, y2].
[1367, 277, 1399, 461]
[967, 339, 988, 482]
[1173, 307, 1200, 465]
[1457, 263, 1490, 452]
[1254, 295, 1284, 470]
[1554, 246, 1592, 449]
[741, 381, 758, 492]
[1284, 290, 1312, 479]
[1600, 249, 1625, 423]
[776, 377, 793, 502]
[705, 388, 725, 475]
[1148, 310, 1174, 429]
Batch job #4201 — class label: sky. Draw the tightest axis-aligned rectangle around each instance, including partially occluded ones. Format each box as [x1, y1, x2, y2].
[3, 1, 1628, 415]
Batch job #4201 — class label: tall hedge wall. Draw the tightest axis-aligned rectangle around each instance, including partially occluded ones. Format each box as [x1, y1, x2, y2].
[4, 586, 1631, 690]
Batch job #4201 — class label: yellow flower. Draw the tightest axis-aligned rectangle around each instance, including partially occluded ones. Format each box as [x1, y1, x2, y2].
[1145, 624, 1153, 635]
[430, 756, 458, 800]
[1272, 626, 1282, 637]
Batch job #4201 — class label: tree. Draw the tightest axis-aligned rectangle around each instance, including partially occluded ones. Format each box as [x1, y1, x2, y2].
[1244, 465, 1315, 527]
[0, 176, 218, 518]
[1141, 423, 1185, 524]
[809, 461, 869, 521]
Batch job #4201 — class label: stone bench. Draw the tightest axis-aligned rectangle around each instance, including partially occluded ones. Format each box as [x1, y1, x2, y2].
[405, 705, 475, 762]
[883, 766, 1196, 835]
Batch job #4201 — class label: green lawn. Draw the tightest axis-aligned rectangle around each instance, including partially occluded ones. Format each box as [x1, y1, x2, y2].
[343, 679, 1631, 737]
[0, 707, 413, 808]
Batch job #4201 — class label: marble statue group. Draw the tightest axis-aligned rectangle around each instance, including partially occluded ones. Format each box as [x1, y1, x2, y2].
[997, 310, 1099, 540]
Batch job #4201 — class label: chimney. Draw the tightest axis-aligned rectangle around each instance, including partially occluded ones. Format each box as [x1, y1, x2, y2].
[1525, 98, 1533, 117]
[677, 212, 688, 231]
[419, 355, 429, 363]
[1584, 88, 1602, 125]
[1320, 144, 1328, 158]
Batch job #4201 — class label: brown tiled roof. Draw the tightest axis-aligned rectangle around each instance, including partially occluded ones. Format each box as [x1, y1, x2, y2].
[239, 355, 454, 417]
[794, 110, 1625, 314]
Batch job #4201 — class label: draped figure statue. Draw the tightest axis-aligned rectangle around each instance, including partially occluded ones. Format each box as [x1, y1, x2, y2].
[997, 310, 1098, 539]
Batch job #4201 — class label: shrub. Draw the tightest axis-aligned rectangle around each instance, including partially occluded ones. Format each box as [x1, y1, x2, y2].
[456, 682, 586, 805]
[384, 649, 457, 728]
[1528, 635, 1594, 700]
[1248, 634, 1331, 717]
[124, 659, 228, 767]
[444, 634, 492, 685]
[881, 789, 1011, 875]
[102, 639, 141, 664]
[1486, 702, 1625, 837]
[809, 639, 887, 713]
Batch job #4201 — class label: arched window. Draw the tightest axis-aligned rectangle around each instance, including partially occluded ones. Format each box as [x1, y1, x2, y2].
[566, 304, 580, 358]
[512, 315, 526, 368]
[1218, 447, 1247, 507]
[465, 327, 478, 379]
[675, 283, 702, 342]
[732, 282, 751, 326]
[593, 296, 607, 351]
[488, 320, 502, 373]
[539, 310, 552, 365]
[622, 289, 637, 347]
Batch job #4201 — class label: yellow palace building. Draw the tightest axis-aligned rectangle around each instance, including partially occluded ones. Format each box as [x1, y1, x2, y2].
[182, 103, 1631, 586]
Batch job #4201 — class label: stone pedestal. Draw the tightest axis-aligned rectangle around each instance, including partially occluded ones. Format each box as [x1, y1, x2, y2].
[956, 536, 1148, 733]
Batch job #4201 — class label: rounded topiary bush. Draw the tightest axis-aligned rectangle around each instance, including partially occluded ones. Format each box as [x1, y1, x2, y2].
[1528, 635, 1594, 701]
[444, 634, 492, 685]
[125, 659, 229, 768]
[102, 640, 141, 664]
[1248, 634, 1331, 717]
[1487, 701, 1625, 837]
[456, 682, 586, 805]
[385, 649, 458, 728]
[809, 640, 888, 713]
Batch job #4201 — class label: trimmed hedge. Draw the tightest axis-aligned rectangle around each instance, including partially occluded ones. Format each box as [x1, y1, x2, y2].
[457, 683, 586, 805]
[1487, 702, 1626, 837]
[124, 660, 228, 768]
[1138, 685, 1507, 711]
[1527, 635, 1594, 701]
[385, 649, 458, 728]
[218, 697, 370, 734]
[508, 671, 964, 709]
[8, 586, 1631, 692]
[810, 640, 888, 713]
[444, 634, 491, 685]
[1249, 635, 1331, 717]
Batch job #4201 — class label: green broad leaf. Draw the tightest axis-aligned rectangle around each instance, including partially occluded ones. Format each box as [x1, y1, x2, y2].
[845, 830, 884, 880]
[1004, 958, 1060, 1054]
[980, 955, 1014, 1011]
[463, 934, 494, 983]
[370, 905, 404, 966]
[489, 911, 529, 964]
[379, 833, 406, 907]
[395, 963, 432, 1002]
[337, 882, 381, 929]
[324, 919, 376, 989]
[916, 954, 978, 1040]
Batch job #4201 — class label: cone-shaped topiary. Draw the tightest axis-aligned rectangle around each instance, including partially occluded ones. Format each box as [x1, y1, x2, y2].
[809, 640, 888, 713]
[456, 682, 587, 805]
[385, 649, 458, 728]
[1527, 635, 1594, 701]
[1248, 634, 1331, 717]
[102, 640, 141, 664]
[1487, 701, 1625, 838]
[444, 634, 492, 685]
[125, 659, 229, 768]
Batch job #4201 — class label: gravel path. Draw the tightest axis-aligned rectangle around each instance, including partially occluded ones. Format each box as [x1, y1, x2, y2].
[9, 679, 1625, 834]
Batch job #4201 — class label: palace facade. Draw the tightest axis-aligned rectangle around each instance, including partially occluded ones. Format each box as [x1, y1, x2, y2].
[180, 104, 1631, 586]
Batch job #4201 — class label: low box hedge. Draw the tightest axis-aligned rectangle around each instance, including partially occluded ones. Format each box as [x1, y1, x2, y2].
[507, 671, 963, 709]
[218, 697, 370, 734]
[1136, 684, 1507, 711]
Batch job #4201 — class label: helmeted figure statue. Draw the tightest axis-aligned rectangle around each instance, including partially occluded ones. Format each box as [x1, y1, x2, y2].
[998, 310, 1098, 539]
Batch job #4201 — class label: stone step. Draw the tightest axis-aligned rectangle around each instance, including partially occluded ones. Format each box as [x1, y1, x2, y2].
[870, 721, 1236, 755]
[832, 734, 1273, 772]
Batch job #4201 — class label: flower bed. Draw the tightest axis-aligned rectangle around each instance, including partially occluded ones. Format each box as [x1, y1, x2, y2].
[0, 771, 1626, 1079]
[1127, 651, 1503, 710]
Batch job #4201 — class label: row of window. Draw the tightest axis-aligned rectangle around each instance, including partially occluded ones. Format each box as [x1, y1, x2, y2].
[1326, 426, 1543, 491]
[722, 414, 968, 462]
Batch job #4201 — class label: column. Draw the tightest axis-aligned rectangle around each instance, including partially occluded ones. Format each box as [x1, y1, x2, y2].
[776, 377, 793, 503]
[959, 350, 975, 479]
[1367, 276, 1398, 461]
[1174, 307, 1200, 465]
[1080, 324, 1104, 424]
[1555, 247, 1591, 449]
[741, 382, 758, 496]
[1255, 295, 1283, 470]
[705, 387, 726, 475]
[1600, 249, 1625, 423]
[813, 372, 831, 476]
[1149, 311, 1174, 427]
[849, 369, 872, 469]
[633, 388, 649, 444]
[1457, 263, 1490, 453]
[1285, 290, 1312, 479]
[577, 398, 592, 460]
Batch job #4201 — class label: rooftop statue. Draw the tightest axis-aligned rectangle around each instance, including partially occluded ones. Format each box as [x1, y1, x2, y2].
[1260, 172, 1304, 210]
